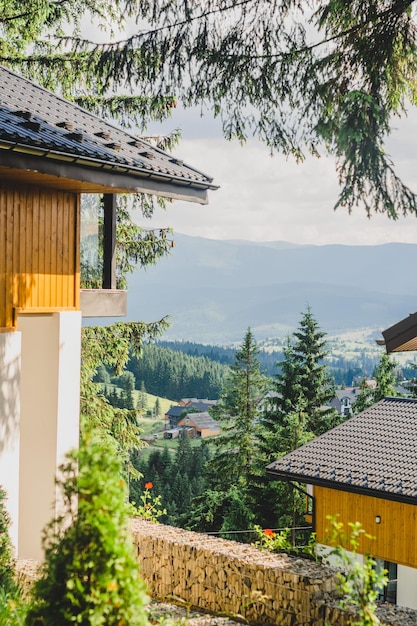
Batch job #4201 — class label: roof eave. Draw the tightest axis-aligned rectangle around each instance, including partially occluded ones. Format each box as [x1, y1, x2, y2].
[378, 310, 417, 353]
[0, 145, 217, 204]
[266, 468, 417, 506]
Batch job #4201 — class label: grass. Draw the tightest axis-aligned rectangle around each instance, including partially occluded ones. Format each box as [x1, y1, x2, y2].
[137, 418, 165, 438]
[136, 433, 219, 462]
[133, 392, 173, 417]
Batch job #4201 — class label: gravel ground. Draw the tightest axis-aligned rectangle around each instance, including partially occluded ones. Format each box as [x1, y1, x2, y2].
[146, 601, 244, 626]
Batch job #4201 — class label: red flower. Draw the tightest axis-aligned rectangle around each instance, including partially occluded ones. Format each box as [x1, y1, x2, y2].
[264, 528, 275, 538]
[145, 482, 153, 490]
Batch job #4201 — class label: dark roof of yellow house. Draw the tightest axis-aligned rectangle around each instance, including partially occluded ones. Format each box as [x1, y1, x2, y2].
[266, 397, 417, 504]
[0, 66, 217, 202]
[378, 311, 417, 353]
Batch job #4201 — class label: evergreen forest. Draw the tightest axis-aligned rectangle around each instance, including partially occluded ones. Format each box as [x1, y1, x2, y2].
[96, 343, 230, 402]
[127, 310, 378, 540]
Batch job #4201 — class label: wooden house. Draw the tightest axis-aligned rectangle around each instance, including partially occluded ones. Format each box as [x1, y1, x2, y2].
[266, 397, 417, 610]
[177, 411, 220, 437]
[165, 405, 187, 429]
[0, 66, 217, 559]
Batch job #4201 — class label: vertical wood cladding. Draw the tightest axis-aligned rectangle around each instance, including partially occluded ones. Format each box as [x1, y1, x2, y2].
[0, 184, 80, 328]
[314, 485, 417, 568]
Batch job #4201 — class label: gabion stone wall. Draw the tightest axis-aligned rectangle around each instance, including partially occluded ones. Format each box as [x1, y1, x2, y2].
[131, 519, 348, 626]
[17, 520, 417, 625]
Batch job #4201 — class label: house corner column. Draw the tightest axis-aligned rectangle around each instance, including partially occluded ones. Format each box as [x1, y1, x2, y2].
[18, 311, 82, 560]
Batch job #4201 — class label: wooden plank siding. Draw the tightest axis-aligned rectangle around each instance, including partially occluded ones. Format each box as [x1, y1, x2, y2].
[0, 184, 80, 328]
[314, 485, 417, 568]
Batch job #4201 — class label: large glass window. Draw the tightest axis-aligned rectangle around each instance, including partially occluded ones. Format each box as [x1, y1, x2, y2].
[375, 559, 397, 604]
[80, 194, 102, 288]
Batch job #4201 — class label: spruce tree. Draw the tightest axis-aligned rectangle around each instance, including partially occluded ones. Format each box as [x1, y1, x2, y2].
[115, 372, 136, 410]
[192, 329, 266, 536]
[209, 328, 266, 489]
[291, 307, 338, 435]
[261, 307, 337, 449]
[256, 308, 336, 528]
[373, 354, 398, 400]
[137, 381, 148, 411]
[353, 353, 398, 413]
[406, 363, 417, 398]
[176, 429, 193, 470]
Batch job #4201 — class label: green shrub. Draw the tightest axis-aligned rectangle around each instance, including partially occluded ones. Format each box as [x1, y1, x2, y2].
[0, 486, 18, 596]
[325, 516, 387, 626]
[26, 434, 150, 626]
[0, 487, 29, 625]
[0, 588, 28, 626]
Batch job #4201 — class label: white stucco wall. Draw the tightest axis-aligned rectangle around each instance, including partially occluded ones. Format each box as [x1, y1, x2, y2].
[397, 565, 417, 610]
[320, 542, 417, 611]
[317, 543, 364, 568]
[18, 312, 81, 560]
[0, 330, 21, 551]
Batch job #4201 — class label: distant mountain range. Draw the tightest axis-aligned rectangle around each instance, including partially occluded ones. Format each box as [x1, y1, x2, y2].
[93, 234, 417, 344]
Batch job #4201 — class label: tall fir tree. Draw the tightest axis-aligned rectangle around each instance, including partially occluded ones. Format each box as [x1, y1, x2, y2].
[191, 329, 266, 537]
[353, 353, 398, 413]
[209, 328, 266, 489]
[119, 371, 136, 411]
[291, 307, 338, 436]
[137, 381, 148, 411]
[405, 362, 417, 398]
[373, 354, 398, 400]
[256, 308, 336, 529]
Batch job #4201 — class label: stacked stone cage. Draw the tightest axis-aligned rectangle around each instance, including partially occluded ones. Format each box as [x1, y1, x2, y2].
[131, 519, 354, 626]
[17, 520, 417, 626]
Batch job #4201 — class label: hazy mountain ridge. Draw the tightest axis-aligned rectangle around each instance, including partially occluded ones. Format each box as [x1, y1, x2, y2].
[120, 234, 417, 343]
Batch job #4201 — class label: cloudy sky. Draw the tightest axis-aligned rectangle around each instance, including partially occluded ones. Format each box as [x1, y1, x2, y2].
[135, 105, 417, 246]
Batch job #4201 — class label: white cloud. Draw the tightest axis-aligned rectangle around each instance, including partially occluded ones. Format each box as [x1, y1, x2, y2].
[136, 122, 417, 246]
[80, 12, 417, 246]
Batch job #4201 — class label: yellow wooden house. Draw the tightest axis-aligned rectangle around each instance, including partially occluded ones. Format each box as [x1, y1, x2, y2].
[0, 66, 217, 560]
[267, 397, 417, 610]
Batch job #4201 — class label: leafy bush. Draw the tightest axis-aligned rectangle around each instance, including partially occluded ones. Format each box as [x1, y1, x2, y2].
[0, 486, 18, 596]
[26, 434, 150, 626]
[0, 487, 30, 625]
[253, 525, 319, 561]
[129, 482, 166, 523]
[0, 588, 28, 626]
[325, 516, 387, 626]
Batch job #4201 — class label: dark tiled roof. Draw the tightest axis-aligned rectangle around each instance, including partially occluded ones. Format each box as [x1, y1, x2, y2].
[0, 66, 217, 201]
[166, 406, 186, 417]
[335, 387, 360, 401]
[188, 401, 217, 412]
[266, 397, 417, 503]
[380, 311, 417, 352]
